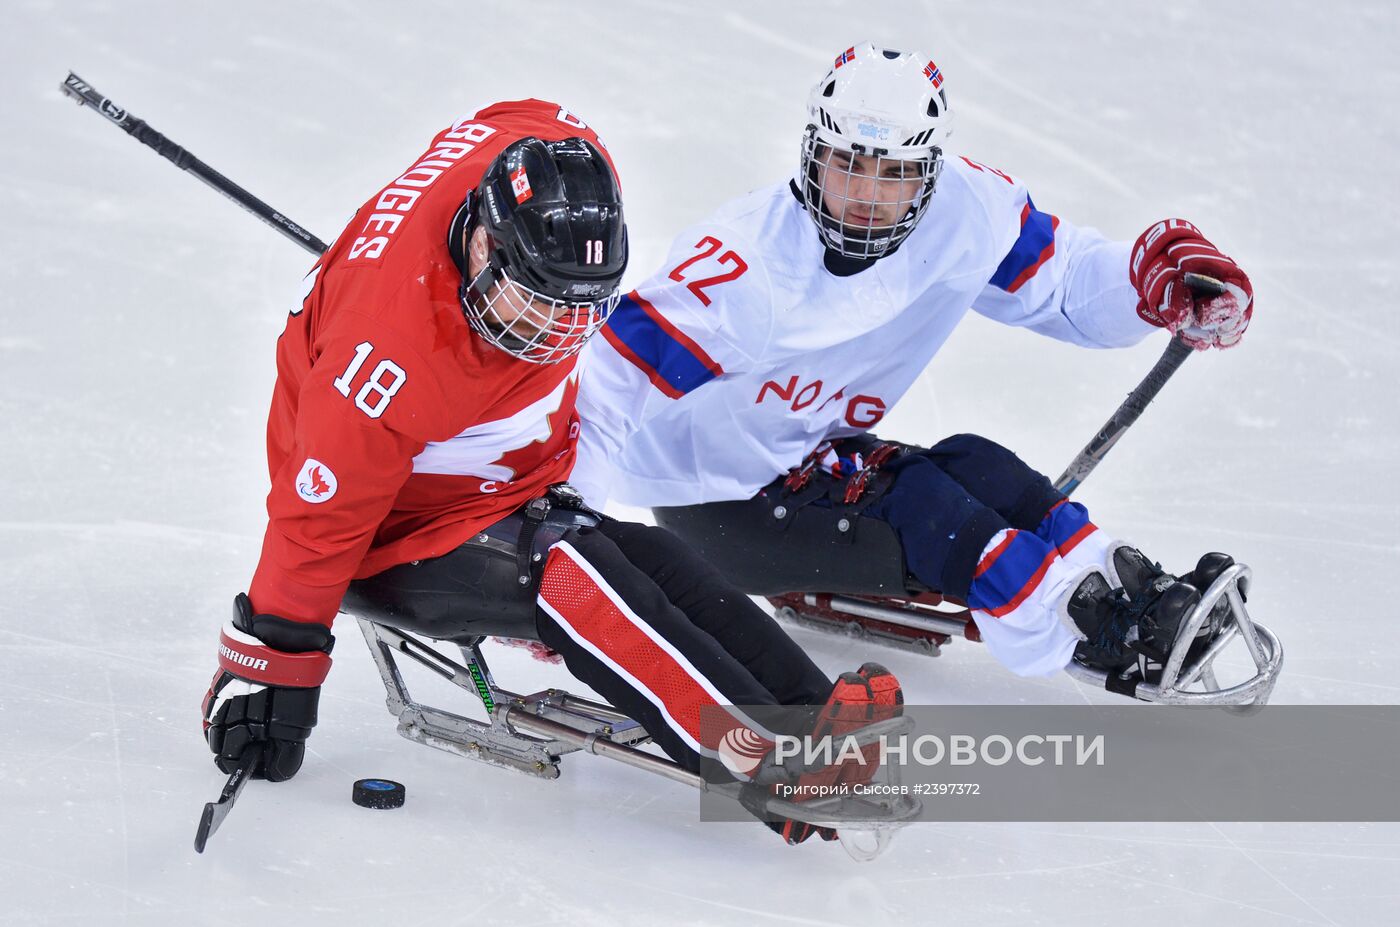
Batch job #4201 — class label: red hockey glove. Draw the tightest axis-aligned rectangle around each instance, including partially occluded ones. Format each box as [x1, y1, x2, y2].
[202, 594, 333, 782]
[1130, 219, 1253, 350]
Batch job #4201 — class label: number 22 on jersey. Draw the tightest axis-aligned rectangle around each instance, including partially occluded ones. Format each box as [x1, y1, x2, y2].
[667, 236, 748, 306]
[333, 342, 406, 419]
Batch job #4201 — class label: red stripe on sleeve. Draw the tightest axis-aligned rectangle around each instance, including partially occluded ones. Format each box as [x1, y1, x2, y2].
[1057, 522, 1098, 557]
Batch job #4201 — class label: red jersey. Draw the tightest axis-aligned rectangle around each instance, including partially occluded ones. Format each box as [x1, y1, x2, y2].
[248, 100, 615, 626]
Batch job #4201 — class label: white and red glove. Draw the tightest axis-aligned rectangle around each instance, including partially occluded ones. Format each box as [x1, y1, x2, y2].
[1130, 219, 1253, 350]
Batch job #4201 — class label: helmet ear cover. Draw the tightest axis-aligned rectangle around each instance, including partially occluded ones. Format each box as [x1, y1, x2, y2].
[456, 235, 531, 356]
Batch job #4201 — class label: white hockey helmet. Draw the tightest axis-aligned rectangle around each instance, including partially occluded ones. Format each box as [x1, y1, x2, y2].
[799, 41, 953, 259]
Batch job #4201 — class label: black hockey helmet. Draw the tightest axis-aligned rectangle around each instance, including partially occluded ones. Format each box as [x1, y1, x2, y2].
[478, 136, 628, 302]
[450, 136, 628, 363]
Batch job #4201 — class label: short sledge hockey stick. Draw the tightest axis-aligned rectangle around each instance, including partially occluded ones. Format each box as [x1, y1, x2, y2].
[59, 71, 328, 256]
[1054, 272, 1228, 495]
[194, 745, 261, 854]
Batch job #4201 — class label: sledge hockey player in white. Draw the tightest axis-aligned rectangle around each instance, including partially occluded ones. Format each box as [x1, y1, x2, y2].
[573, 41, 1256, 683]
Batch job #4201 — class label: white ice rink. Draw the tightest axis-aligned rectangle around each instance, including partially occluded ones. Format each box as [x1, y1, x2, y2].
[3, 1, 1398, 924]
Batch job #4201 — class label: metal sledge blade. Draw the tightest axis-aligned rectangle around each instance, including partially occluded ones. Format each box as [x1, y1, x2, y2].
[194, 746, 259, 853]
[356, 617, 656, 781]
[838, 823, 901, 862]
[357, 615, 920, 854]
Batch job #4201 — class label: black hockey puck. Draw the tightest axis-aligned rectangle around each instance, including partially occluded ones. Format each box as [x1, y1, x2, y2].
[352, 778, 406, 809]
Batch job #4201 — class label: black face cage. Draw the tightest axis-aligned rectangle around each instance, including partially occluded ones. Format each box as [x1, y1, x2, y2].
[799, 126, 943, 260]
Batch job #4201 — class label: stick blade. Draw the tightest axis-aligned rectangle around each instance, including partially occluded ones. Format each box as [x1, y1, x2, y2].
[193, 747, 259, 854]
[194, 801, 217, 854]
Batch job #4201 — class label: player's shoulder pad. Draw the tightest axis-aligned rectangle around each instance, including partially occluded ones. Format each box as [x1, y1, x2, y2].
[945, 154, 1031, 216]
[469, 99, 611, 154]
[940, 154, 1041, 260]
[624, 201, 779, 368]
[308, 293, 453, 441]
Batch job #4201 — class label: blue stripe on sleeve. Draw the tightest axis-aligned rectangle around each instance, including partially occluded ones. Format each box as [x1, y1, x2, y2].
[604, 293, 720, 397]
[989, 196, 1057, 292]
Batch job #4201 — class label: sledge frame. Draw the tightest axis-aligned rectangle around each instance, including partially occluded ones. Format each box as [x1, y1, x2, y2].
[356, 618, 653, 780]
[354, 616, 921, 858]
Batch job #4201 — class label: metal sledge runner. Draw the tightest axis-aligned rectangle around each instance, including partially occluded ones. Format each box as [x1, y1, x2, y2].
[354, 619, 654, 781]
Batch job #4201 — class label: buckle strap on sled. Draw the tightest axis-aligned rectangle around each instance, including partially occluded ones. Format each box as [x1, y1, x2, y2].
[769, 440, 905, 539]
[516, 496, 552, 586]
[515, 483, 601, 586]
[783, 440, 835, 494]
[782, 439, 903, 501]
[842, 442, 902, 505]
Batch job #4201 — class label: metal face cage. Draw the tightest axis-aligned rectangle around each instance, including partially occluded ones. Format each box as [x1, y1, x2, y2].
[462, 261, 620, 365]
[799, 126, 943, 260]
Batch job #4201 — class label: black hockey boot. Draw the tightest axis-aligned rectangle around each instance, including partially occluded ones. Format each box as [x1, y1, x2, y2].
[1183, 551, 1239, 639]
[1066, 567, 1203, 671]
[1066, 572, 1137, 671]
[1109, 546, 1211, 662]
[1111, 546, 1174, 600]
[1114, 547, 1234, 653]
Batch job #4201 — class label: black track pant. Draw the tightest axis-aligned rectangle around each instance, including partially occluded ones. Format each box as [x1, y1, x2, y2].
[535, 519, 832, 777]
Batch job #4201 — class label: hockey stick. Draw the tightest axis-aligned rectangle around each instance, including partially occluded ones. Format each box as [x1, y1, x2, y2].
[59, 72, 328, 257]
[194, 745, 261, 853]
[1053, 272, 1227, 495]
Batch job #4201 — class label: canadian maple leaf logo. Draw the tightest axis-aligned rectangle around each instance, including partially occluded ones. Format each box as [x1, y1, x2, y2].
[307, 466, 330, 496]
[295, 458, 338, 504]
[488, 376, 580, 483]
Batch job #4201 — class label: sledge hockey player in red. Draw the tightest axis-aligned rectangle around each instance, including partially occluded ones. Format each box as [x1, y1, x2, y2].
[200, 100, 896, 844]
[571, 43, 1255, 684]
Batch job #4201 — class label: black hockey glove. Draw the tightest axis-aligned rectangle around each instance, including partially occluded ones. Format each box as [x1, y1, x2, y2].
[202, 593, 334, 782]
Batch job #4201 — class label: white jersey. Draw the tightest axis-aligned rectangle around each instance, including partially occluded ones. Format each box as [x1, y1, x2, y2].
[572, 156, 1156, 508]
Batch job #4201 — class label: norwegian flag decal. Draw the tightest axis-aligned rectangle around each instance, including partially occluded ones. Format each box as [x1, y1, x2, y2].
[510, 167, 532, 204]
[834, 46, 856, 69]
[923, 60, 944, 89]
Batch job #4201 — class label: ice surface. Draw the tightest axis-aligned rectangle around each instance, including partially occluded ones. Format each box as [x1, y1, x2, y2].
[3, 1, 1398, 924]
